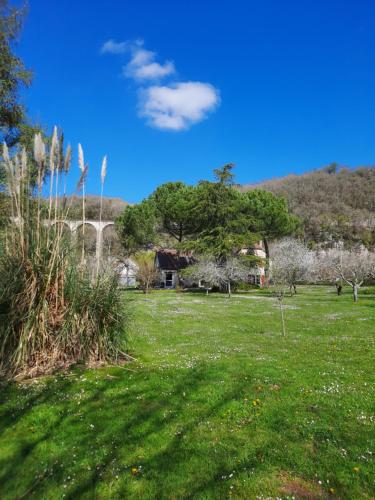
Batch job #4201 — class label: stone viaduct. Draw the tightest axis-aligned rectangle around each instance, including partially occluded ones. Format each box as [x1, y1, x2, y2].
[48, 220, 115, 261]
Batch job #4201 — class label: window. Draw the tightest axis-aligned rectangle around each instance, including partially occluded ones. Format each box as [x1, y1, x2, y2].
[249, 274, 261, 285]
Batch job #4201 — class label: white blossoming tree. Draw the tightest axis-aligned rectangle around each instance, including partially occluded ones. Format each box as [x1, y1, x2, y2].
[216, 257, 249, 297]
[184, 256, 249, 296]
[317, 248, 375, 302]
[183, 258, 221, 295]
[270, 238, 316, 336]
[270, 238, 316, 295]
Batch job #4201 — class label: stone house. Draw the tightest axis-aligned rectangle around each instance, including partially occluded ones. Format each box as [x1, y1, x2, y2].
[239, 241, 266, 286]
[154, 249, 195, 289]
[155, 243, 266, 289]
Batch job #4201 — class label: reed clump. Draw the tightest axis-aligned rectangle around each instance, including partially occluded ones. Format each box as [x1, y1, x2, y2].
[0, 129, 126, 379]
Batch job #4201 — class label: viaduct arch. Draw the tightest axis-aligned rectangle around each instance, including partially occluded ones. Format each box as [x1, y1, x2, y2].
[49, 220, 115, 261]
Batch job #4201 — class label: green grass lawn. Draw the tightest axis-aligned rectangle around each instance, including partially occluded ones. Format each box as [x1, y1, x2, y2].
[1, 286, 375, 499]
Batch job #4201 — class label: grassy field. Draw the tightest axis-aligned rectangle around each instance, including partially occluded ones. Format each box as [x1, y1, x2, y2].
[1, 286, 375, 499]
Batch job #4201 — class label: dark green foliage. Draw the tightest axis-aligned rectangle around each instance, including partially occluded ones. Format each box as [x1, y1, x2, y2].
[186, 181, 257, 259]
[0, 0, 32, 145]
[150, 182, 197, 242]
[0, 2, 51, 190]
[116, 200, 157, 255]
[194, 181, 243, 230]
[242, 189, 300, 258]
[116, 167, 296, 261]
[322, 162, 338, 175]
[213, 162, 235, 185]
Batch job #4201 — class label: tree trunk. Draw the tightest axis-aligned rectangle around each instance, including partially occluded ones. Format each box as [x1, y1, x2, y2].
[279, 299, 286, 337]
[263, 237, 270, 287]
[353, 284, 359, 302]
[227, 281, 231, 298]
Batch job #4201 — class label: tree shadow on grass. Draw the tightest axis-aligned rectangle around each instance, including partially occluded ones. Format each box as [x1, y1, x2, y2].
[0, 363, 266, 499]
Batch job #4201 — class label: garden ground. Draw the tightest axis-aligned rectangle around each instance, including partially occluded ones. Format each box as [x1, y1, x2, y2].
[0, 286, 374, 499]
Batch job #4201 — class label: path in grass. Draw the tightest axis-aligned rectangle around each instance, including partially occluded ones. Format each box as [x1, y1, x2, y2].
[0, 286, 374, 498]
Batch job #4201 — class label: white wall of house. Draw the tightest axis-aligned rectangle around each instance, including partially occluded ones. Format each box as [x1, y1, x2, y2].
[239, 241, 266, 259]
[117, 259, 138, 287]
[238, 242, 266, 285]
[248, 266, 265, 285]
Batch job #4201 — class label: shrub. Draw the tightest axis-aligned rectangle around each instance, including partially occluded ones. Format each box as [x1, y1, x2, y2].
[0, 130, 127, 379]
[134, 251, 158, 293]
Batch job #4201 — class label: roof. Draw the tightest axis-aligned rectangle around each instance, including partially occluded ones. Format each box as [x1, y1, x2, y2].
[155, 249, 195, 271]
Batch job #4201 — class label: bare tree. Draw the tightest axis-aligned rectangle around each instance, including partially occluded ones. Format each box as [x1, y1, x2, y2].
[270, 238, 315, 336]
[217, 257, 249, 297]
[270, 238, 316, 294]
[185, 256, 249, 297]
[318, 248, 375, 302]
[134, 251, 158, 294]
[315, 249, 343, 294]
[183, 258, 221, 294]
[273, 282, 288, 337]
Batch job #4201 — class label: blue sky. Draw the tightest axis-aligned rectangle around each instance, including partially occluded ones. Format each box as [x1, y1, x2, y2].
[17, 0, 375, 202]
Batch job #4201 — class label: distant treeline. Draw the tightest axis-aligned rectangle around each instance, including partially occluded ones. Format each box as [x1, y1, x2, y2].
[240, 166, 375, 249]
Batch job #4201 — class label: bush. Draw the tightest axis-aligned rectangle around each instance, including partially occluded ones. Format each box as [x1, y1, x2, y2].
[0, 131, 127, 379]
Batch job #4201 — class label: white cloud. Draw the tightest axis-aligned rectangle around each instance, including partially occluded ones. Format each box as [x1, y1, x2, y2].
[139, 82, 220, 130]
[124, 45, 175, 81]
[130, 60, 175, 80]
[101, 39, 220, 130]
[100, 39, 128, 54]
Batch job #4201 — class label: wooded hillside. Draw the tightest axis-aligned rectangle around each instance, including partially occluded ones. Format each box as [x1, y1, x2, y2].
[240, 166, 375, 248]
[66, 195, 128, 220]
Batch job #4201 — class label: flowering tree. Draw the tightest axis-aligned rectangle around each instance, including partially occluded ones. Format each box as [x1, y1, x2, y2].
[183, 258, 221, 294]
[270, 238, 316, 294]
[270, 238, 315, 336]
[184, 256, 250, 297]
[318, 248, 375, 302]
[216, 257, 249, 297]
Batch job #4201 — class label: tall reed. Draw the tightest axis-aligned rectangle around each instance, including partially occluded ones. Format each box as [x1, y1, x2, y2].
[0, 131, 126, 379]
[96, 155, 107, 276]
